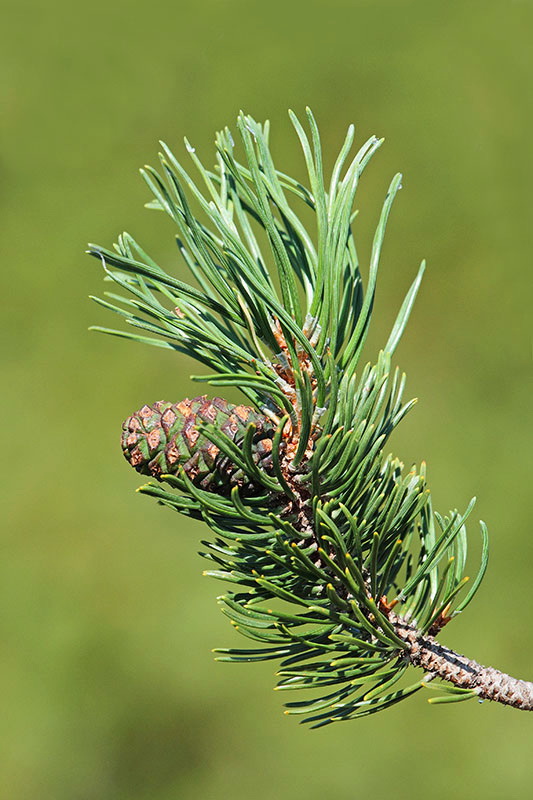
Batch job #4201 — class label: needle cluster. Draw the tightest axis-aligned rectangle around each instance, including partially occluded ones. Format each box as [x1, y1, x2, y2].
[90, 110, 492, 725]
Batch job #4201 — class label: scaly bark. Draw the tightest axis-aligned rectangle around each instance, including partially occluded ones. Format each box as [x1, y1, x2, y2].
[393, 614, 533, 710]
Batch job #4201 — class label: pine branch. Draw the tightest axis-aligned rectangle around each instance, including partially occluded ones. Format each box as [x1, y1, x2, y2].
[392, 615, 533, 710]
[90, 108, 531, 725]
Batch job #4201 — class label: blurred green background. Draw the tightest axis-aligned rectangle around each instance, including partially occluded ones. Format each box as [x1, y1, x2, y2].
[2, 0, 533, 797]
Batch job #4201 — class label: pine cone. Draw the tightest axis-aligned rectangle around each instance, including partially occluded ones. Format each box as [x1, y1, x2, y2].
[122, 396, 276, 494]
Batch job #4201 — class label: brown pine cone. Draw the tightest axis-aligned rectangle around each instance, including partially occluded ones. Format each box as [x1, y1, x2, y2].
[121, 396, 276, 494]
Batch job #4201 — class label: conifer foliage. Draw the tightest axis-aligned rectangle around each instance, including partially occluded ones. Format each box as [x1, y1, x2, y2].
[90, 110, 532, 724]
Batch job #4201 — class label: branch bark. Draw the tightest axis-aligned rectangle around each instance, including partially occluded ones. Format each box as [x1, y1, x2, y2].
[392, 614, 533, 710]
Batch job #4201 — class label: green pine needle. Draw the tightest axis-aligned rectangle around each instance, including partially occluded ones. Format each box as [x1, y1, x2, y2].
[91, 109, 488, 725]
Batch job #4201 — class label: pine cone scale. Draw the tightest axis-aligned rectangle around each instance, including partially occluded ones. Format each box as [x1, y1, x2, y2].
[122, 396, 276, 494]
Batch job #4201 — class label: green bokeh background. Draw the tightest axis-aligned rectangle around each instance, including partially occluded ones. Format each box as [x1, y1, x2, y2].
[3, 1, 533, 798]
